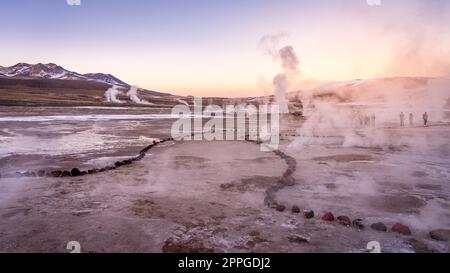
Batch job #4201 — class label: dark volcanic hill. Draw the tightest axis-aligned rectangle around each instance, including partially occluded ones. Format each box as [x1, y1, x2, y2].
[0, 62, 171, 96]
[0, 77, 177, 107]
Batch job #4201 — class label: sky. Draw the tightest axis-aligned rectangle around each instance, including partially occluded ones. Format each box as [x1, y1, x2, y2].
[1, 0, 450, 97]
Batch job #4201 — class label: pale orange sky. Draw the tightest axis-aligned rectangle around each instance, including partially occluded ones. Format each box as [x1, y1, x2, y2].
[2, 0, 450, 97]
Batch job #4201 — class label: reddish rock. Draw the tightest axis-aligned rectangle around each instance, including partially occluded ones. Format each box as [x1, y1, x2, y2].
[337, 216, 351, 226]
[322, 212, 335, 222]
[392, 223, 412, 235]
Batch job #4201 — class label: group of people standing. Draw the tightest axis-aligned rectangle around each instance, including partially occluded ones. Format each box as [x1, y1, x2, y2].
[400, 112, 429, 127]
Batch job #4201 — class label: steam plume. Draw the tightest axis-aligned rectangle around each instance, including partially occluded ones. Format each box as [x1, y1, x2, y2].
[105, 86, 124, 103]
[126, 86, 154, 105]
[260, 34, 300, 114]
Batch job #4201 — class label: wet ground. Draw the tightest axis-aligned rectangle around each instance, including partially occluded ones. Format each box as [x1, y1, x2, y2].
[0, 106, 449, 253]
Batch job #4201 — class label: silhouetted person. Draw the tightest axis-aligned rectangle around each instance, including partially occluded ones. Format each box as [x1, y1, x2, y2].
[400, 112, 405, 127]
[423, 112, 429, 126]
[371, 114, 376, 127]
[409, 113, 414, 126]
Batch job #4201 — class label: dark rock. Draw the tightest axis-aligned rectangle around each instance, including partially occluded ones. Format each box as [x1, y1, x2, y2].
[50, 170, 62, 178]
[61, 171, 71, 177]
[371, 222, 388, 232]
[105, 166, 116, 171]
[37, 170, 46, 177]
[88, 169, 99, 174]
[70, 168, 81, 177]
[291, 206, 301, 214]
[303, 210, 315, 219]
[322, 212, 335, 222]
[276, 205, 286, 212]
[122, 159, 132, 165]
[429, 229, 450, 242]
[23, 171, 36, 177]
[392, 223, 411, 235]
[79, 171, 87, 176]
[153, 140, 157, 144]
[352, 219, 365, 230]
[114, 161, 124, 167]
[283, 169, 293, 177]
[337, 216, 351, 226]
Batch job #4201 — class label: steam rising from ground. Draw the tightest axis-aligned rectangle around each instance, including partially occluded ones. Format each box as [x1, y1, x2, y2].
[289, 77, 450, 150]
[260, 34, 300, 113]
[126, 86, 154, 105]
[105, 86, 124, 103]
[105, 86, 154, 105]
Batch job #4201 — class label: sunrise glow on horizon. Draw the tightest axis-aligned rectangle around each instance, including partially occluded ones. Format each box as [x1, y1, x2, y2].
[1, 0, 450, 97]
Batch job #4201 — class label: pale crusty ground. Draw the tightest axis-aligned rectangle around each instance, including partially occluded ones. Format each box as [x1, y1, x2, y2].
[0, 108, 449, 253]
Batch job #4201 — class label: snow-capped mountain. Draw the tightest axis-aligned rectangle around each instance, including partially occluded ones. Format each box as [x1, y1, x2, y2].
[0, 63, 131, 88]
[83, 73, 129, 87]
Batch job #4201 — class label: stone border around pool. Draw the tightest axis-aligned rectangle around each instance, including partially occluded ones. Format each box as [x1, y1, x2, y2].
[4, 138, 174, 179]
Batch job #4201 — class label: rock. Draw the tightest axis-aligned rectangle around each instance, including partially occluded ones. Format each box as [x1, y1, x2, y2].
[70, 168, 81, 177]
[284, 176, 295, 186]
[291, 206, 301, 214]
[88, 169, 99, 174]
[392, 223, 411, 235]
[337, 216, 351, 226]
[50, 170, 62, 177]
[352, 219, 365, 230]
[123, 159, 132, 165]
[114, 161, 124, 167]
[322, 212, 335, 222]
[287, 235, 309, 244]
[105, 166, 116, 171]
[371, 222, 387, 232]
[23, 172, 36, 177]
[79, 171, 87, 176]
[276, 205, 286, 212]
[408, 239, 438, 253]
[283, 169, 293, 177]
[37, 170, 46, 177]
[429, 229, 450, 242]
[153, 140, 157, 144]
[61, 171, 71, 177]
[303, 210, 315, 219]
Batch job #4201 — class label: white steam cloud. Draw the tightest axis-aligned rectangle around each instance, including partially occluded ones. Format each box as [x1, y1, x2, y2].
[105, 85, 154, 105]
[126, 86, 154, 105]
[260, 34, 300, 113]
[105, 86, 124, 103]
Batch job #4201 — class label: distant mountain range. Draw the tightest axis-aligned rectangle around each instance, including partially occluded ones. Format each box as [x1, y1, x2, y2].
[0, 63, 134, 88]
